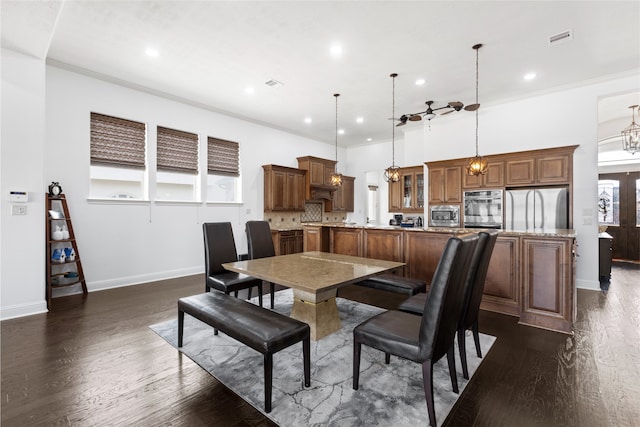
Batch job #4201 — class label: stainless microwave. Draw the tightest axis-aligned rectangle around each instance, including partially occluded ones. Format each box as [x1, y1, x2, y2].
[429, 205, 460, 227]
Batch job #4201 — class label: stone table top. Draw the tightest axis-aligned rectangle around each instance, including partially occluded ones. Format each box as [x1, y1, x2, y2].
[223, 251, 405, 295]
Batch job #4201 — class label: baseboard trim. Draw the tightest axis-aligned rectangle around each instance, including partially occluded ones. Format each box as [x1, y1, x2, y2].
[0, 301, 48, 321]
[576, 278, 600, 291]
[1, 267, 202, 320]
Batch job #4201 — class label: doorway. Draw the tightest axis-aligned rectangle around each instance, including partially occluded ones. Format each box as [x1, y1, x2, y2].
[598, 172, 640, 261]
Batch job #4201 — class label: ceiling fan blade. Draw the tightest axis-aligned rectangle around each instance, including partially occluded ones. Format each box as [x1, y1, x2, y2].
[448, 101, 464, 111]
[440, 110, 455, 115]
[465, 103, 480, 111]
[396, 122, 406, 127]
[408, 115, 422, 122]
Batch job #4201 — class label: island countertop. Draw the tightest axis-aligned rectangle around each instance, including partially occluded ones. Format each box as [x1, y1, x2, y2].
[301, 222, 576, 238]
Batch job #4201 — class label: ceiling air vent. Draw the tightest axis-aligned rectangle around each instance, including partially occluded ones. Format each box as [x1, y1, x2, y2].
[265, 79, 284, 88]
[548, 29, 573, 46]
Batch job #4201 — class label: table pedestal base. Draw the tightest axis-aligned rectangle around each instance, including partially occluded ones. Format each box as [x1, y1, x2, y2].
[290, 289, 341, 340]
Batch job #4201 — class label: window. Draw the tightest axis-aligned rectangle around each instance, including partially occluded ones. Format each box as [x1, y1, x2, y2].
[90, 112, 147, 199]
[207, 137, 241, 202]
[598, 179, 620, 225]
[156, 126, 199, 201]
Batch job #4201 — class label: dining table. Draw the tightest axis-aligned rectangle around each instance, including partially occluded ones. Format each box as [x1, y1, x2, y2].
[222, 251, 405, 340]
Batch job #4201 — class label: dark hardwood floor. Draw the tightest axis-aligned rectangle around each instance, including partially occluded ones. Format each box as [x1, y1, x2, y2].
[2, 262, 639, 426]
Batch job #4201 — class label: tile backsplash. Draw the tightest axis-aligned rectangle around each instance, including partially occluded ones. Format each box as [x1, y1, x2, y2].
[263, 202, 346, 227]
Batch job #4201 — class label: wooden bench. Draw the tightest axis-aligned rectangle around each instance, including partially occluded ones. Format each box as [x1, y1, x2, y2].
[355, 273, 426, 296]
[178, 292, 310, 413]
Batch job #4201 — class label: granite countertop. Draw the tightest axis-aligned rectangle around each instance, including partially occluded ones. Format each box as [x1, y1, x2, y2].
[269, 225, 304, 232]
[300, 222, 576, 238]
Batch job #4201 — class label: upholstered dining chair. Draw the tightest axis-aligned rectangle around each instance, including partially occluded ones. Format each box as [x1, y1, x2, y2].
[352, 234, 479, 427]
[203, 222, 264, 307]
[399, 230, 498, 380]
[245, 220, 277, 309]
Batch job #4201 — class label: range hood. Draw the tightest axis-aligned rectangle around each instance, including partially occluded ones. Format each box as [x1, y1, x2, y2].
[309, 184, 337, 200]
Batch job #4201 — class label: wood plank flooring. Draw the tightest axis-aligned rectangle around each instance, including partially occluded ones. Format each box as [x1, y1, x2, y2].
[2, 262, 639, 426]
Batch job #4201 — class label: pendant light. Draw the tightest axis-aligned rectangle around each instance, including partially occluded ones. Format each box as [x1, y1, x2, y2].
[384, 73, 401, 183]
[621, 105, 640, 155]
[330, 93, 343, 186]
[465, 44, 489, 176]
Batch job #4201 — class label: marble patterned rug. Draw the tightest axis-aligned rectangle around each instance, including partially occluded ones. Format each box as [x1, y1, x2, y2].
[150, 289, 495, 426]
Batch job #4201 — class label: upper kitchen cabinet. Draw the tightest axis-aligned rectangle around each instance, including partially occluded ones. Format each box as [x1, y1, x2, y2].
[389, 166, 425, 213]
[332, 175, 355, 212]
[263, 164, 306, 212]
[427, 164, 461, 204]
[297, 156, 338, 202]
[462, 161, 505, 189]
[505, 145, 576, 186]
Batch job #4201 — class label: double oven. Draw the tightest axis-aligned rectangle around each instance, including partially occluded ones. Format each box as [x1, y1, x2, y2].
[429, 189, 504, 229]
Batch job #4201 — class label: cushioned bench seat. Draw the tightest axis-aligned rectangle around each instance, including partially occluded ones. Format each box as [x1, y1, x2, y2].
[178, 292, 310, 413]
[355, 273, 426, 296]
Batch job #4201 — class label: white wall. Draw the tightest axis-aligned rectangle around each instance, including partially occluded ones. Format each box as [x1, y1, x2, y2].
[1, 49, 47, 319]
[1, 52, 339, 319]
[354, 73, 639, 291]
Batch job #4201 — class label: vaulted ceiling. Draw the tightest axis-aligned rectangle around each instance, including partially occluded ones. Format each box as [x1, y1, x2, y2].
[2, 1, 639, 147]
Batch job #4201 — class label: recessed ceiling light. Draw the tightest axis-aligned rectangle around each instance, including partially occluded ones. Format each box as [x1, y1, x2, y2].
[338, 129, 345, 135]
[145, 48, 159, 57]
[366, 138, 372, 142]
[356, 117, 364, 123]
[524, 73, 537, 81]
[245, 87, 255, 94]
[330, 45, 343, 56]
[415, 79, 426, 86]
[304, 117, 312, 124]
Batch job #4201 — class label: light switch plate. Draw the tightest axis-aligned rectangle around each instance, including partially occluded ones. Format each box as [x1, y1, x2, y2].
[11, 205, 27, 215]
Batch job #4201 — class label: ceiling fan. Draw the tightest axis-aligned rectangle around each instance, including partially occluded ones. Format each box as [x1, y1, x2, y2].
[393, 99, 479, 127]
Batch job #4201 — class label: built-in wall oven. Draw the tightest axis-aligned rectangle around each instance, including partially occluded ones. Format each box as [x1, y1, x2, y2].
[463, 189, 503, 229]
[429, 205, 460, 227]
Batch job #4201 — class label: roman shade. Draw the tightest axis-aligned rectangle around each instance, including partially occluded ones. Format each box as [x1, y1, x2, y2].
[90, 112, 146, 169]
[157, 126, 199, 174]
[208, 137, 239, 177]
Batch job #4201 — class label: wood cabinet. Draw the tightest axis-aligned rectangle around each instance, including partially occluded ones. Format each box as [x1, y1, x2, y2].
[428, 165, 461, 204]
[505, 159, 535, 186]
[330, 227, 363, 256]
[297, 156, 337, 198]
[271, 229, 303, 256]
[537, 155, 570, 184]
[519, 236, 574, 333]
[462, 161, 505, 189]
[388, 165, 425, 213]
[506, 150, 572, 186]
[480, 235, 520, 316]
[403, 231, 451, 285]
[263, 165, 306, 212]
[303, 225, 329, 252]
[363, 228, 404, 275]
[332, 175, 355, 212]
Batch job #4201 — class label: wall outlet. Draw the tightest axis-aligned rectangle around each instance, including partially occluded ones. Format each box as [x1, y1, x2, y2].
[11, 204, 27, 215]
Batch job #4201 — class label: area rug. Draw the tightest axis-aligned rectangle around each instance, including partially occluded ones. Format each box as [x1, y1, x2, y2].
[150, 290, 495, 426]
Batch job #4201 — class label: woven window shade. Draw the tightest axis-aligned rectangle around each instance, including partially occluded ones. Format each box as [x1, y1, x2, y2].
[157, 126, 199, 174]
[208, 137, 240, 176]
[90, 112, 146, 169]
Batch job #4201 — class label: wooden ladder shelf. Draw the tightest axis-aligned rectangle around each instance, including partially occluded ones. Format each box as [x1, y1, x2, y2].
[45, 194, 87, 308]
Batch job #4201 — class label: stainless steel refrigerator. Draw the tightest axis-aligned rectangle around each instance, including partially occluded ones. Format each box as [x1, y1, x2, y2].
[505, 187, 569, 230]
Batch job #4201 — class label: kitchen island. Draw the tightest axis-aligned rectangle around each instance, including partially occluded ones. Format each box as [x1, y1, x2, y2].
[302, 222, 576, 334]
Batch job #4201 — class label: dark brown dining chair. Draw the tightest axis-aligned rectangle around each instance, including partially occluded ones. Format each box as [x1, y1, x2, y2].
[399, 230, 498, 379]
[353, 234, 479, 427]
[245, 220, 277, 309]
[203, 222, 264, 307]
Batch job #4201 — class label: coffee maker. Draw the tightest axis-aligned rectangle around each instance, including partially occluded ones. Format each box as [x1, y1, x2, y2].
[389, 214, 403, 226]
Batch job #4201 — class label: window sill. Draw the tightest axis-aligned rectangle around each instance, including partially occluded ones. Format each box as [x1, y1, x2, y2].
[87, 197, 150, 205]
[206, 201, 244, 206]
[155, 200, 202, 206]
